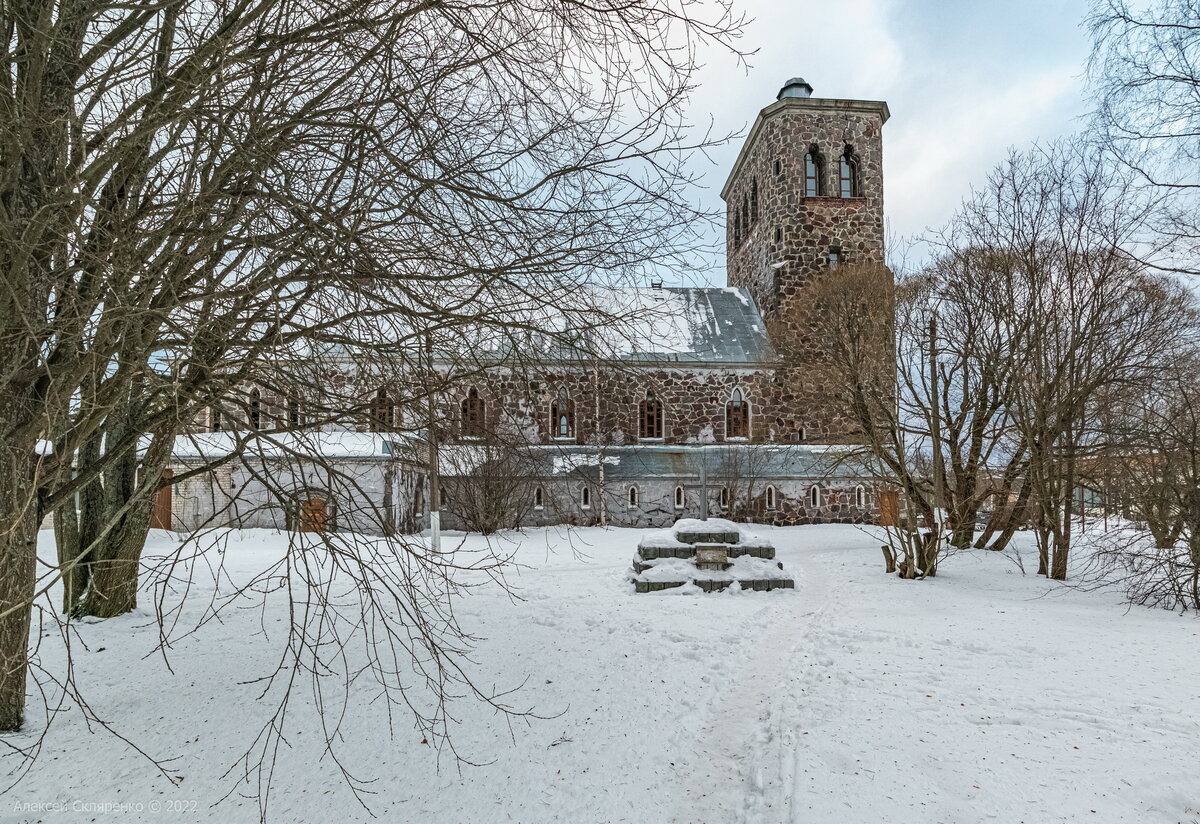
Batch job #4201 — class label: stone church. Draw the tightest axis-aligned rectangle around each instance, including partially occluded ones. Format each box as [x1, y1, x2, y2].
[165, 79, 898, 535]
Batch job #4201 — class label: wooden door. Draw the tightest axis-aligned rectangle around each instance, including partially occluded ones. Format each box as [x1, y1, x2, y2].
[879, 490, 900, 527]
[300, 497, 328, 533]
[149, 469, 174, 530]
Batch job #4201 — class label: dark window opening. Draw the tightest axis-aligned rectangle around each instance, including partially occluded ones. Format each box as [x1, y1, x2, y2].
[248, 389, 262, 430]
[370, 387, 394, 431]
[774, 226, 782, 243]
[551, 393, 575, 440]
[639, 392, 664, 439]
[726, 389, 750, 439]
[840, 147, 859, 198]
[750, 178, 760, 222]
[805, 147, 822, 197]
[461, 387, 486, 438]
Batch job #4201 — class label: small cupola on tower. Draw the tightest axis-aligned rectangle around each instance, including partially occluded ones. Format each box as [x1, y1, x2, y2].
[777, 77, 814, 100]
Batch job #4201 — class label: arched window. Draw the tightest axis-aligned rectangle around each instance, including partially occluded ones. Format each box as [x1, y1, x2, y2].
[855, 485, 867, 508]
[534, 487, 544, 510]
[839, 147, 859, 198]
[248, 388, 262, 430]
[765, 485, 778, 510]
[581, 486, 592, 510]
[719, 487, 729, 510]
[210, 406, 222, 432]
[804, 146, 822, 197]
[287, 394, 305, 429]
[461, 387, 485, 438]
[674, 485, 685, 509]
[627, 486, 639, 509]
[726, 388, 750, 440]
[639, 391, 664, 440]
[809, 484, 822, 508]
[550, 391, 575, 440]
[371, 387, 394, 431]
[750, 178, 760, 222]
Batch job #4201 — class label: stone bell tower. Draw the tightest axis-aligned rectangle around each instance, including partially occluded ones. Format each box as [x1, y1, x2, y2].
[722, 78, 890, 441]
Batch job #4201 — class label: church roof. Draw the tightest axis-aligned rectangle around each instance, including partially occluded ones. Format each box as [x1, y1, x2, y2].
[610, 286, 777, 366]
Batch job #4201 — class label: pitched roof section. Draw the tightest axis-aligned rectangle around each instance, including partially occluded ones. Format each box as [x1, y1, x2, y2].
[619, 287, 776, 366]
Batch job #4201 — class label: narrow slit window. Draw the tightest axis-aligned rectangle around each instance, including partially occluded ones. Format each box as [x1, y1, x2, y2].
[765, 485, 778, 510]
[627, 486, 639, 509]
[839, 147, 859, 198]
[809, 485, 822, 508]
[534, 487, 544, 510]
[639, 391, 664, 439]
[248, 388, 262, 430]
[581, 486, 592, 510]
[805, 147, 822, 197]
[726, 388, 750, 440]
[855, 485, 866, 508]
[674, 485, 685, 510]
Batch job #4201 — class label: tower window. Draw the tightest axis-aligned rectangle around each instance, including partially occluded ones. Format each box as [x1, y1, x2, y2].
[840, 146, 860, 198]
[774, 226, 782, 243]
[750, 178, 760, 222]
[804, 146, 823, 197]
[627, 486, 639, 509]
[550, 391, 575, 440]
[461, 387, 486, 438]
[210, 406, 222, 432]
[639, 391, 664, 439]
[765, 485, 778, 510]
[773, 158, 783, 179]
[674, 485, 685, 510]
[726, 388, 750, 439]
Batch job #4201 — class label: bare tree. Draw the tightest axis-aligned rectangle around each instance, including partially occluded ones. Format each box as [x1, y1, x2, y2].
[1, 0, 744, 767]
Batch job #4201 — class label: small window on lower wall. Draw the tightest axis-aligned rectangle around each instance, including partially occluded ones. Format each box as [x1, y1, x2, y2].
[534, 487, 545, 510]
[719, 487, 729, 509]
[674, 485, 685, 509]
[809, 484, 821, 508]
[581, 486, 591, 510]
[765, 485, 778, 510]
[627, 486, 639, 509]
[855, 485, 866, 508]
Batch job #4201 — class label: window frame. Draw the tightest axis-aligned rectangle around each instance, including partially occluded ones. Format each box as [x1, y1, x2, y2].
[638, 392, 664, 440]
[534, 486, 545, 511]
[765, 485, 778, 510]
[627, 485, 639, 509]
[673, 485, 685, 510]
[725, 388, 751, 441]
[461, 387, 486, 439]
[550, 393, 576, 441]
[804, 147, 822, 197]
[839, 147, 859, 198]
[809, 484, 822, 509]
[855, 485, 867, 508]
[581, 486, 592, 510]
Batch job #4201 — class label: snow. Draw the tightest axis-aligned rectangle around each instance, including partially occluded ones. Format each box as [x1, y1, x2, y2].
[172, 430, 401, 459]
[10, 525, 1200, 823]
[637, 554, 793, 582]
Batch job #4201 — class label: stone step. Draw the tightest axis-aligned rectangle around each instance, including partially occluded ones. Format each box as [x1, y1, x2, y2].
[636, 544, 775, 561]
[633, 578, 795, 593]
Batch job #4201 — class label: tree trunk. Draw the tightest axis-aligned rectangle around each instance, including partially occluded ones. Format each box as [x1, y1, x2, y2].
[0, 449, 38, 731]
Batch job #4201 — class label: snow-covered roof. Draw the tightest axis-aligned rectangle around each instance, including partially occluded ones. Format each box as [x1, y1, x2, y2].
[171, 431, 409, 460]
[439, 443, 871, 481]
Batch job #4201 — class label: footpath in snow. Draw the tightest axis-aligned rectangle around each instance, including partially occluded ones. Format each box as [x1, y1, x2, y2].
[6, 524, 1199, 824]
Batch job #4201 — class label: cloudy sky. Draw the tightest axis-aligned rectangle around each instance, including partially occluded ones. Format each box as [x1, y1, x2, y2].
[683, 0, 1093, 282]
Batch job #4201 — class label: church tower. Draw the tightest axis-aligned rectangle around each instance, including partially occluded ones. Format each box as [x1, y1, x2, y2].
[722, 78, 890, 441]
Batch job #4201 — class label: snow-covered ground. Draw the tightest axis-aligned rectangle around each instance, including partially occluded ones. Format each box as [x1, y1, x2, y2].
[7, 525, 1200, 823]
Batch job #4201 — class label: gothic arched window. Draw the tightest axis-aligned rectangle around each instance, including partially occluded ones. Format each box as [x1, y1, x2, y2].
[370, 387, 394, 431]
[839, 147, 859, 198]
[550, 392, 575, 440]
[248, 388, 262, 430]
[461, 387, 486, 438]
[726, 388, 750, 440]
[627, 486, 639, 509]
[534, 486, 545, 510]
[804, 146, 822, 197]
[674, 485, 685, 509]
[765, 485, 778, 510]
[638, 391, 664, 440]
[287, 394, 305, 429]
